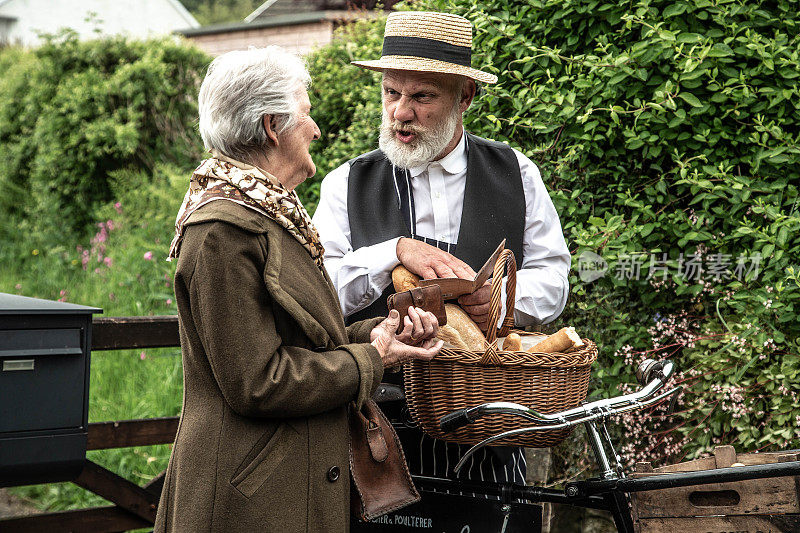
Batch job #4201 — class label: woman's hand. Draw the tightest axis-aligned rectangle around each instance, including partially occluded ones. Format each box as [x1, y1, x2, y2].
[370, 309, 443, 368]
[395, 306, 439, 346]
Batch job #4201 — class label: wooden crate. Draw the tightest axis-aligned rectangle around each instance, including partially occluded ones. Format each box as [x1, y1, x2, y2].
[630, 446, 800, 533]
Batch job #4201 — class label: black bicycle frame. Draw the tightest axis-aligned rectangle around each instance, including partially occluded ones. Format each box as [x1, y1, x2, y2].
[413, 460, 800, 533]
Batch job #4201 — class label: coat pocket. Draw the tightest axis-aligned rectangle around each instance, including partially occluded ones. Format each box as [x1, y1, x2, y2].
[230, 421, 302, 498]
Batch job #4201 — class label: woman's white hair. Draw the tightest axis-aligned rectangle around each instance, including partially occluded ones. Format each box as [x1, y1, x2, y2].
[198, 46, 311, 162]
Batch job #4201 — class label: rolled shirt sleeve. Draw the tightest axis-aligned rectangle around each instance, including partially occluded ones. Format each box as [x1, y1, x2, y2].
[312, 162, 401, 316]
[497, 150, 571, 327]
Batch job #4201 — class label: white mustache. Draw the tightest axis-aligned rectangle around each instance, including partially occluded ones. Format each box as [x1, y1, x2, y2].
[388, 122, 427, 135]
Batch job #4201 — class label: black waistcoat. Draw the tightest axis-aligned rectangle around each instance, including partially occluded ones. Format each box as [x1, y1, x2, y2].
[345, 133, 525, 325]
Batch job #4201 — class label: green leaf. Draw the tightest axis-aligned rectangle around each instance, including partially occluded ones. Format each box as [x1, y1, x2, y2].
[663, 4, 686, 18]
[678, 92, 703, 108]
[707, 43, 734, 58]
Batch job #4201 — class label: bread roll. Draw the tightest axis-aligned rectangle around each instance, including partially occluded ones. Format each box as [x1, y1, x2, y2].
[445, 304, 486, 351]
[392, 265, 420, 292]
[502, 333, 522, 352]
[527, 327, 584, 354]
[437, 324, 470, 349]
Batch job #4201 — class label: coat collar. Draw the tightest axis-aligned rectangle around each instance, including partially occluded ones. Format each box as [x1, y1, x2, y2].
[186, 201, 347, 349]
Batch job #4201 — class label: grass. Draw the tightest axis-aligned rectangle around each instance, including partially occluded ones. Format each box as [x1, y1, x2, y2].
[1, 166, 187, 511]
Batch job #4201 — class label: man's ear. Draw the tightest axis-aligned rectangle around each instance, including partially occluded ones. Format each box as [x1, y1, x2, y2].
[263, 115, 280, 146]
[459, 79, 477, 113]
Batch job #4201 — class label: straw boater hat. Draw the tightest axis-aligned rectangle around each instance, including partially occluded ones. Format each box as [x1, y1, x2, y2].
[352, 11, 498, 84]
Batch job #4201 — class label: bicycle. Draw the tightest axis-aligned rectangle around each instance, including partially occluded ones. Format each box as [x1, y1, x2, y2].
[352, 359, 800, 532]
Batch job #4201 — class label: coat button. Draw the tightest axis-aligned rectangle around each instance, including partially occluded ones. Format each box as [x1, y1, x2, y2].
[327, 466, 340, 482]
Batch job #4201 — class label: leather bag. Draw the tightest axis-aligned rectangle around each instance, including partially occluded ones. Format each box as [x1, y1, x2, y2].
[349, 398, 420, 521]
[386, 285, 447, 334]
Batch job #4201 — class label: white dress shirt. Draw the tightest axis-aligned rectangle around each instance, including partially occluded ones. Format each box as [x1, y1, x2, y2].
[312, 131, 571, 326]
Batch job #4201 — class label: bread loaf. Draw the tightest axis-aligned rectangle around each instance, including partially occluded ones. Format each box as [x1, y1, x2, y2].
[502, 333, 522, 352]
[437, 324, 470, 349]
[444, 304, 486, 351]
[527, 327, 584, 354]
[392, 265, 420, 292]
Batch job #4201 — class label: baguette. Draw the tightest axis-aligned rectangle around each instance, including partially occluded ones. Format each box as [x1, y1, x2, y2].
[527, 327, 584, 354]
[392, 265, 420, 292]
[502, 333, 522, 352]
[444, 304, 486, 351]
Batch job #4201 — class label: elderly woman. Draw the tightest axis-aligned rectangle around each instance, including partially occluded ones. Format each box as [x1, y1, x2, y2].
[155, 46, 442, 532]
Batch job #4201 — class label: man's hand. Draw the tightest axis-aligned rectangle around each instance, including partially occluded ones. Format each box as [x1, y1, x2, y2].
[457, 281, 492, 332]
[396, 238, 476, 280]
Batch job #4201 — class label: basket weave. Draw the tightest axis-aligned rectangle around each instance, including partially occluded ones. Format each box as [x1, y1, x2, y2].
[403, 249, 597, 447]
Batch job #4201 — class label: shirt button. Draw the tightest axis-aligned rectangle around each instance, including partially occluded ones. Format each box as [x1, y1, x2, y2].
[435, 192, 442, 199]
[327, 466, 340, 482]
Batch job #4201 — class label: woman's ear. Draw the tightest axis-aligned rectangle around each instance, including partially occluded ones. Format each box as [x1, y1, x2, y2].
[263, 115, 280, 146]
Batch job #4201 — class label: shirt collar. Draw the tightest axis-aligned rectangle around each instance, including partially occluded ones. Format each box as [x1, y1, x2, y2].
[408, 129, 467, 177]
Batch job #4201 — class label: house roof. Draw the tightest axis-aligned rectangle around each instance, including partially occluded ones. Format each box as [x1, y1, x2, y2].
[245, 0, 321, 21]
[0, 0, 198, 28]
[178, 10, 360, 37]
[167, 0, 200, 28]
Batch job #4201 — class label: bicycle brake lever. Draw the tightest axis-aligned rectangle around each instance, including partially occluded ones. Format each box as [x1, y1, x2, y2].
[666, 386, 682, 415]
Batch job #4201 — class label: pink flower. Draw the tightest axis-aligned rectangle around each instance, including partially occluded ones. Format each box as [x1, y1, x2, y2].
[15, 283, 21, 290]
[114, 202, 122, 214]
[166, 298, 173, 305]
[143, 251, 153, 261]
[106, 220, 115, 231]
[103, 257, 113, 267]
[140, 351, 147, 360]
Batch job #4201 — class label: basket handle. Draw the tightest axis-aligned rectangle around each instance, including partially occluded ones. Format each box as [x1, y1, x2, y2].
[483, 248, 517, 350]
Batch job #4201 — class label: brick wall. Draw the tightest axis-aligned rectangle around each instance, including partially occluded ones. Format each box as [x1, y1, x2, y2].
[185, 21, 335, 56]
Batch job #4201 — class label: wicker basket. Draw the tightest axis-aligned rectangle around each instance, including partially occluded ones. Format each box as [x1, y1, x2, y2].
[403, 248, 597, 448]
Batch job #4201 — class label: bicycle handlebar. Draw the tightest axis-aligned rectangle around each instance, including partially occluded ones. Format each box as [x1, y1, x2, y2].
[440, 359, 679, 475]
[439, 409, 473, 433]
[438, 359, 676, 434]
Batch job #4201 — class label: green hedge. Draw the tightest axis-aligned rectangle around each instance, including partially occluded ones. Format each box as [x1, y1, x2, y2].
[305, 0, 800, 465]
[0, 31, 209, 246]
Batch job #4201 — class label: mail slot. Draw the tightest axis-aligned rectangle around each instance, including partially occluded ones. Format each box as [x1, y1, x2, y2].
[0, 292, 101, 487]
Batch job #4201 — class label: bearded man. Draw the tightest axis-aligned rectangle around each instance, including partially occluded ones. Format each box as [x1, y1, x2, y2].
[312, 11, 571, 487]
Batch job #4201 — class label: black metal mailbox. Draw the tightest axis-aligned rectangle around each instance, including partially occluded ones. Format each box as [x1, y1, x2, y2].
[0, 292, 101, 487]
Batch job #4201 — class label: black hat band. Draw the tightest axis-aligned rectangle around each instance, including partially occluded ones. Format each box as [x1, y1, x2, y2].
[382, 36, 472, 67]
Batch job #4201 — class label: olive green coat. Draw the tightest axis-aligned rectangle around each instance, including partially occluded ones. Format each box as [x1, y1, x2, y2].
[154, 201, 384, 532]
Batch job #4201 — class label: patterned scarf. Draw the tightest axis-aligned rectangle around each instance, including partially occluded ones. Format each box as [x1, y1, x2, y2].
[167, 155, 325, 270]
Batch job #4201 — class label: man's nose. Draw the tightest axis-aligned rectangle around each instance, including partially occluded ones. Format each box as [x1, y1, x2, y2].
[392, 96, 415, 123]
[311, 119, 321, 140]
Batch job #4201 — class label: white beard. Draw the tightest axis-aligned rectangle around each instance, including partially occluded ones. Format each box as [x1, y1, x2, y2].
[378, 102, 461, 169]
